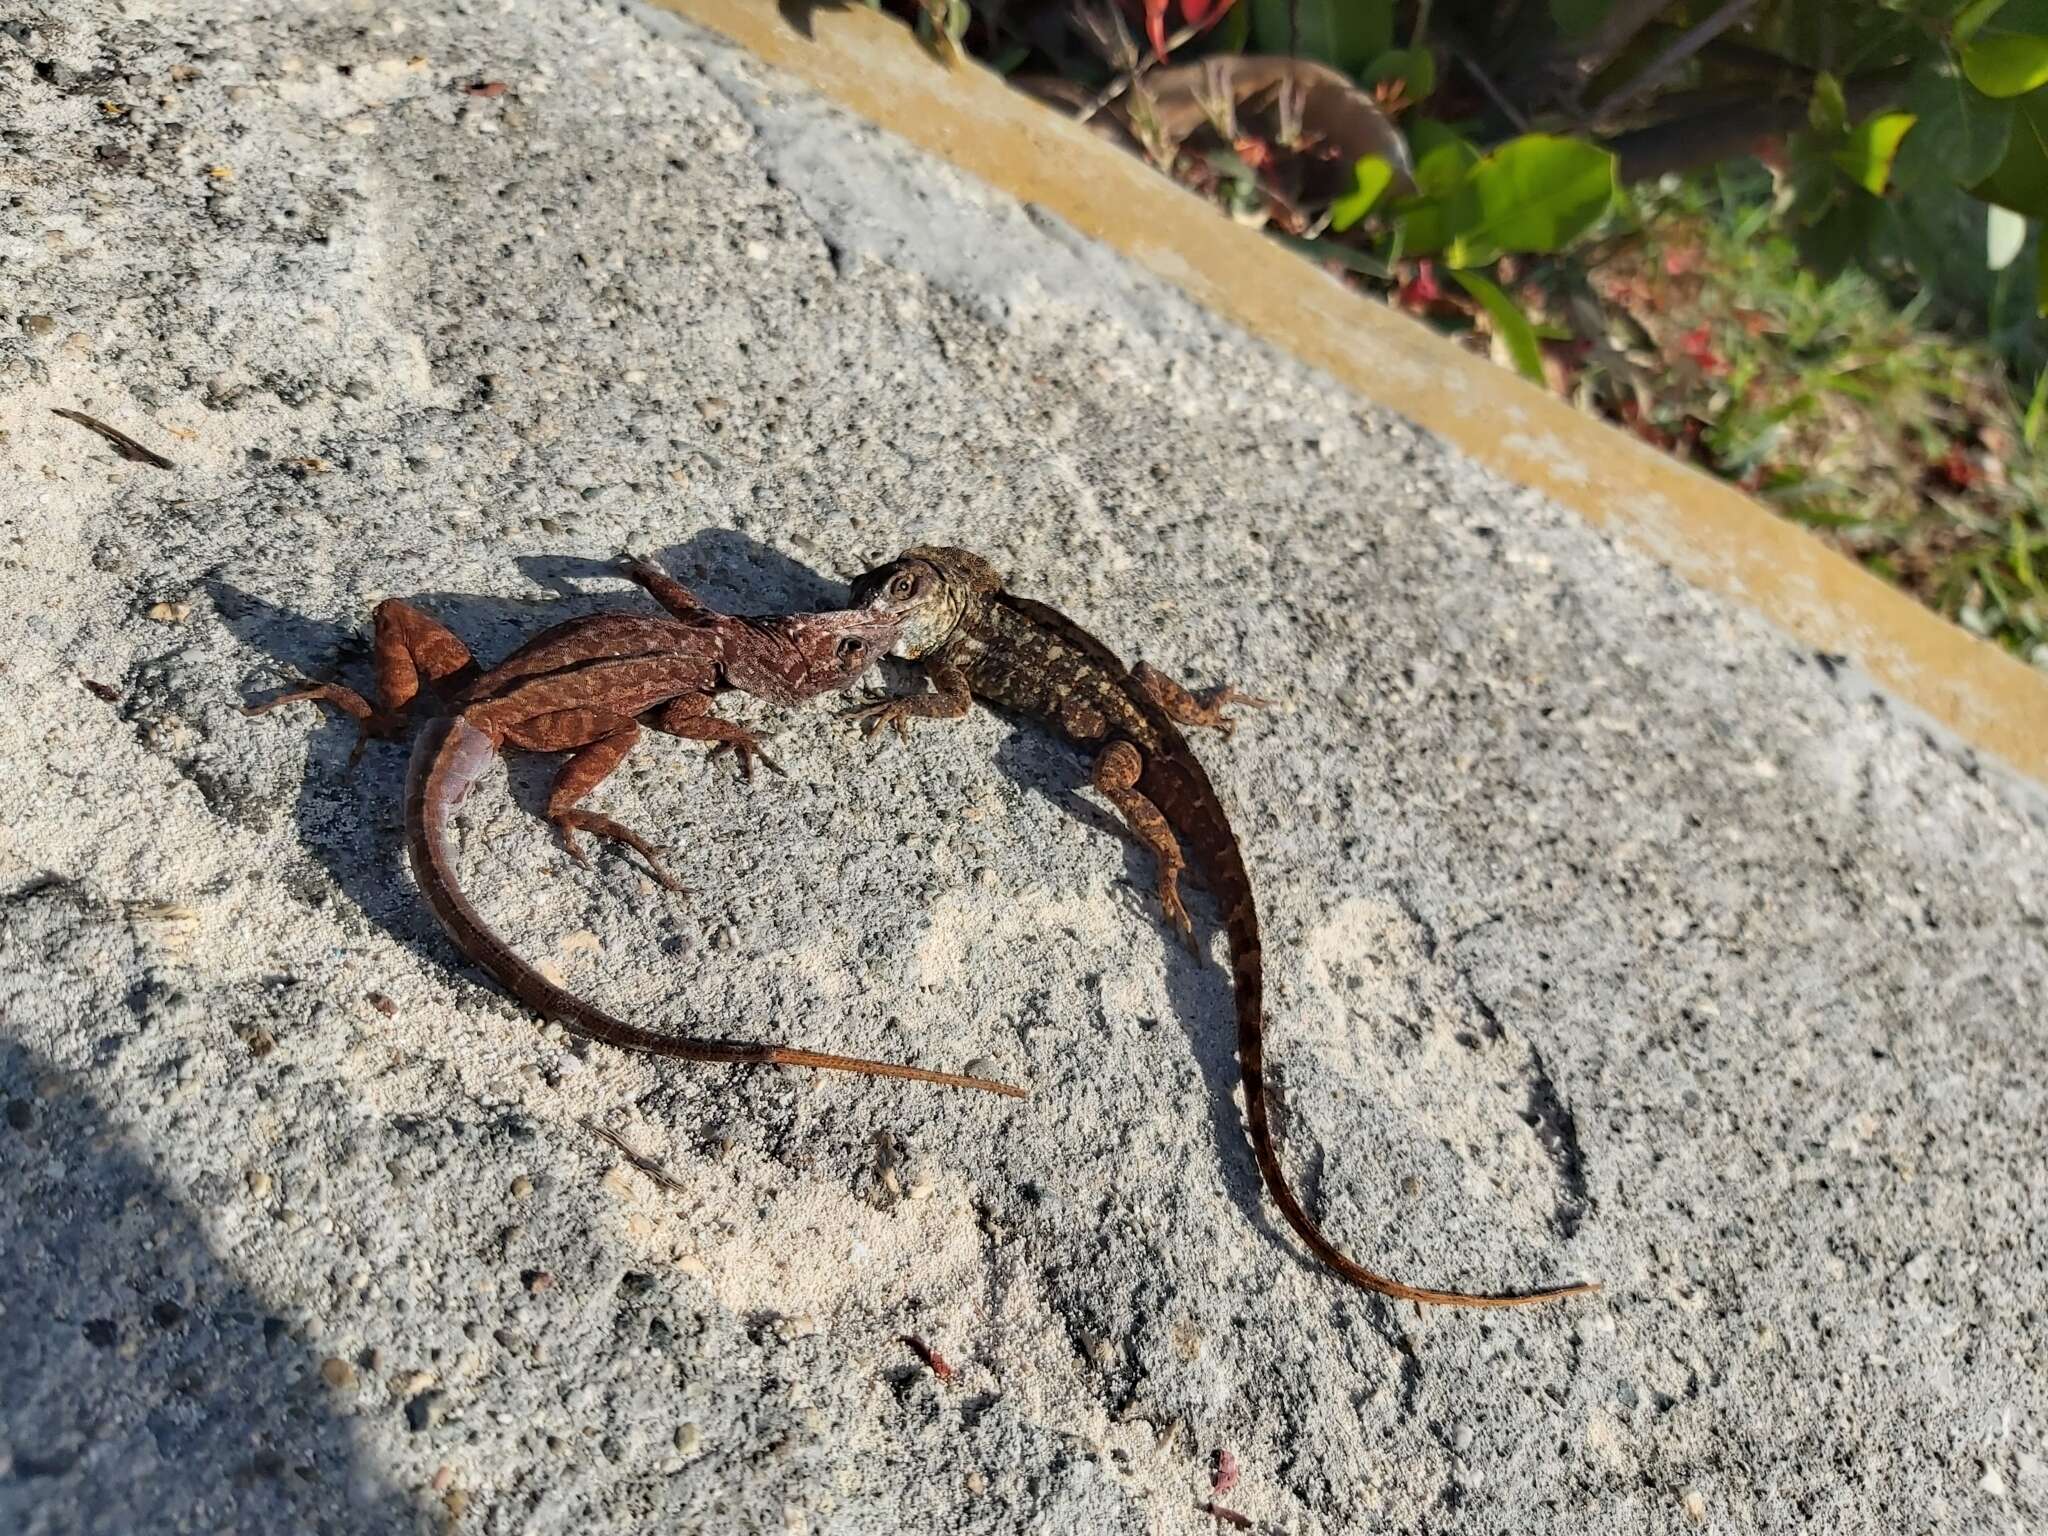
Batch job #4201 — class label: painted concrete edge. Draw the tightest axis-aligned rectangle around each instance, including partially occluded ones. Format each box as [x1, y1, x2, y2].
[650, 0, 2048, 789]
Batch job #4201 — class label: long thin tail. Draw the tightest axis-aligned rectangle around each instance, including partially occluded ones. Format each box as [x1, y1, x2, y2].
[404, 717, 1027, 1099]
[1206, 828, 1596, 1306]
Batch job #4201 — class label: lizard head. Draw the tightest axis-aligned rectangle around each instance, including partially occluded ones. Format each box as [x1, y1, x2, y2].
[850, 546, 1001, 658]
[763, 606, 904, 698]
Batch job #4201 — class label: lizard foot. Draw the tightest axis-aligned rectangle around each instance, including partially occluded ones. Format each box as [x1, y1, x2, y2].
[706, 734, 784, 781]
[243, 681, 403, 766]
[1158, 873, 1198, 955]
[553, 810, 687, 893]
[847, 696, 916, 742]
[1196, 686, 1274, 739]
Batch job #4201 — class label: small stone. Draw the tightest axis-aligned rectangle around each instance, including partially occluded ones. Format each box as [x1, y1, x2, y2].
[964, 1056, 999, 1082]
[972, 866, 995, 890]
[442, 1487, 469, 1520]
[246, 1030, 276, 1058]
[1400, 1174, 1422, 1197]
[1681, 1489, 1706, 1524]
[82, 1318, 117, 1348]
[405, 1389, 448, 1432]
[965, 1470, 987, 1495]
[146, 601, 191, 623]
[21, 315, 56, 338]
[431, 1464, 454, 1492]
[319, 1356, 356, 1389]
[245, 1169, 271, 1198]
[366, 992, 397, 1016]
[523, 1270, 555, 1294]
[601, 1166, 637, 1202]
[509, 1175, 533, 1198]
[674, 1423, 701, 1455]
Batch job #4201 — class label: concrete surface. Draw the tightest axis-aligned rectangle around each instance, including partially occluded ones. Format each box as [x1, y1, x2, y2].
[2, 2, 2044, 1533]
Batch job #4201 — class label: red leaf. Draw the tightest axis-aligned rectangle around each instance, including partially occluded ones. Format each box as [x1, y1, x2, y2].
[1677, 323, 1726, 377]
[1145, 0, 1171, 59]
[1937, 443, 1979, 489]
[899, 1335, 954, 1382]
[1398, 259, 1443, 309]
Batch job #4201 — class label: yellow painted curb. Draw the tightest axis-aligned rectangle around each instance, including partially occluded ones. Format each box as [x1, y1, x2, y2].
[653, 0, 2048, 788]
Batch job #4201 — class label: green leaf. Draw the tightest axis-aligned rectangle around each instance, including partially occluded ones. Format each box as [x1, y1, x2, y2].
[1446, 134, 1617, 264]
[1247, 0, 1392, 73]
[1330, 154, 1398, 231]
[1989, 202, 2030, 265]
[1811, 72, 1849, 137]
[1387, 139, 1481, 256]
[2024, 362, 2048, 445]
[1449, 269, 1545, 383]
[2039, 226, 2048, 312]
[1549, 0, 1611, 37]
[1971, 83, 2048, 214]
[1796, 187, 1890, 276]
[1959, 0, 2048, 95]
[1831, 111, 1918, 192]
[1364, 46, 1436, 102]
[1413, 137, 1479, 193]
[1268, 231, 1393, 279]
[1956, 0, 2014, 48]
[1208, 0, 1251, 53]
[1895, 58, 2016, 190]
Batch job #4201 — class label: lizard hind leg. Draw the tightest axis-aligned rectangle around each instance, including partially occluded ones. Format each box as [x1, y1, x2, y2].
[507, 709, 685, 892]
[1091, 740, 1198, 953]
[245, 598, 476, 763]
[1131, 661, 1271, 738]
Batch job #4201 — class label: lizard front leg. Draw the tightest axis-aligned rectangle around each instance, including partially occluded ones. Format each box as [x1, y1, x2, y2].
[502, 708, 683, 891]
[648, 694, 784, 781]
[620, 555, 707, 621]
[1131, 662, 1271, 738]
[1091, 740, 1197, 952]
[245, 598, 476, 760]
[848, 660, 972, 741]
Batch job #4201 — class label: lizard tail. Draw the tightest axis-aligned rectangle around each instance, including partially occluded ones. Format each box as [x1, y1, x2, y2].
[1203, 826, 1598, 1307]
[405, 716, 1027, 1099]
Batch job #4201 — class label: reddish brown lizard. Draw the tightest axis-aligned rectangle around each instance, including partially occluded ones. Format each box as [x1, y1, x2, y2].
[851, 546, 1596, 1305]
[248, 555, 1023, 1098]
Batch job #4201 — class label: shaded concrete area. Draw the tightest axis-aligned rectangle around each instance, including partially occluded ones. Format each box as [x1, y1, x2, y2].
[2, 2, 2043, 1531]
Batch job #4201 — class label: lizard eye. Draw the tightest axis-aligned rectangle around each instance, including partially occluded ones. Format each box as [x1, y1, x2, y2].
[835, 636, 865, 666]
[889, 573, 915, 598]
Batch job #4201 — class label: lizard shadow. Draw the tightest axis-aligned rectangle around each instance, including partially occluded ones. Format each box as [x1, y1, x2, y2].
[205, 532, 861, 1010]
[982, 727, 1290, 1271]
[0, 1034, 419, 1532]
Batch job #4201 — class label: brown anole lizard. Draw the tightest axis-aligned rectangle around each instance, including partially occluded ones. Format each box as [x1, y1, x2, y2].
[249, 555, 1023, 1098]
[851, 546, 1595, 1304]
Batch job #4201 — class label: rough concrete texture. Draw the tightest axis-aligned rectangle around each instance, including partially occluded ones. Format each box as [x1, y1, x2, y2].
[3, 3, 2045, 1532]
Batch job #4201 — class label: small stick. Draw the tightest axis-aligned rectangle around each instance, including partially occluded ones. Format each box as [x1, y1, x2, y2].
[581, 1119, 689, 1194]
[51, 408, 175, 469]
